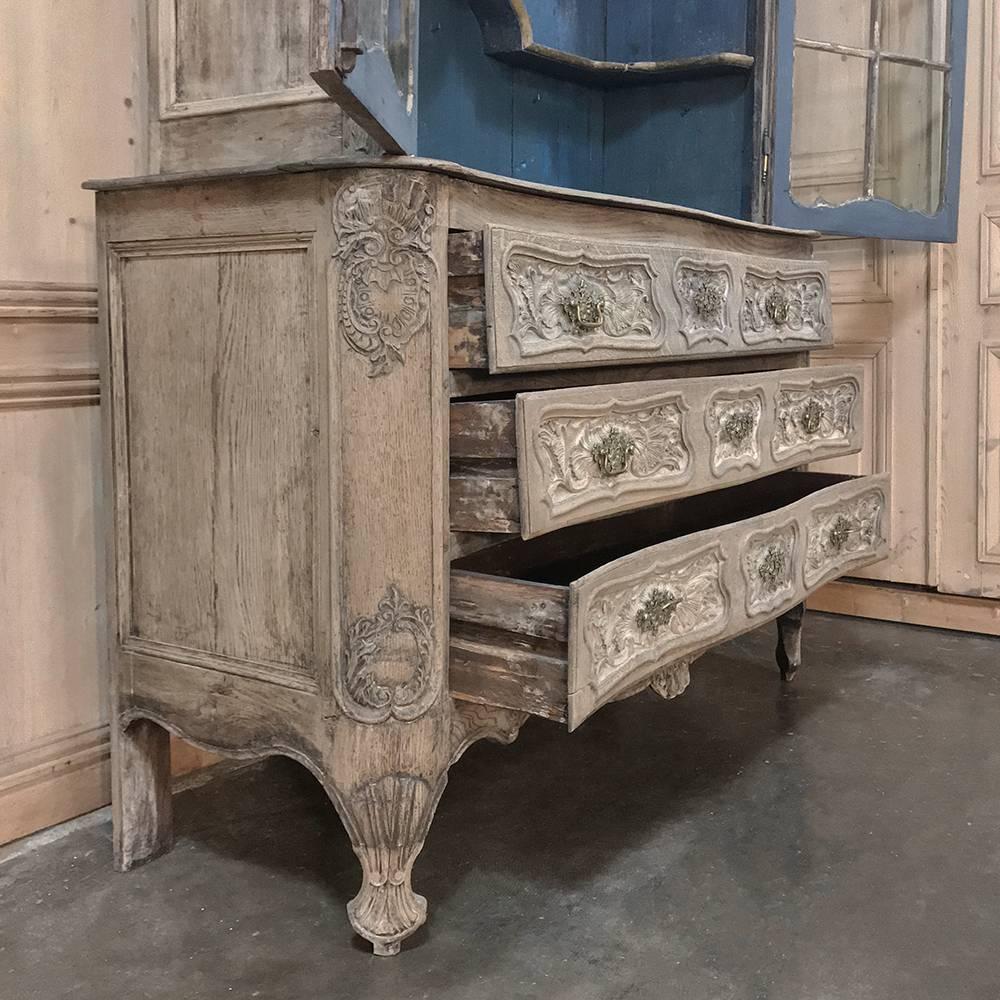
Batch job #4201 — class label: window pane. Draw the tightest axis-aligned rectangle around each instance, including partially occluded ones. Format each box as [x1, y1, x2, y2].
[874, 61, 945, 213]
[794, 0, 872, 49]
[881, 0, 949, 62]
[790, 48, 870, 207]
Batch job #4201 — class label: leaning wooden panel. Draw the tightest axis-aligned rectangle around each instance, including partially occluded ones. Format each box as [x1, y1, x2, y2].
[484, 226, 832, 372]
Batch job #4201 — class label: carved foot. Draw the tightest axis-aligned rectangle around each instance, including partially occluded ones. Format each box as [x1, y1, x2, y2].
[113, 717, 173, 871]
[775, 602, 805, 682]
[341, 773, 446, 956]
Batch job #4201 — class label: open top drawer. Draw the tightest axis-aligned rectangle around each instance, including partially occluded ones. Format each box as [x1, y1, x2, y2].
[448, 227, 832, 372]
[451, 364, 864, 537]
[450, 471, 890, 730]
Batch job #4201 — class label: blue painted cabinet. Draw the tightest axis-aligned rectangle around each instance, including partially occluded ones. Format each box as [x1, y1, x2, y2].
[314, 0, 968, 240]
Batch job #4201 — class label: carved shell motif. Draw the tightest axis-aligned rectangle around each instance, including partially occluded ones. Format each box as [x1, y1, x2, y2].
[535, 401, 690, 509]
[804, 490, 885, 586]
[706, 391, 764, 475]
[338, 584, 438, 724]
[584, 548, 728, 686]
[742, 524, 797, 616]
[772, 379, 858, 461]
[504, 249, 663, 357]
[741, 270, 828, 345]
[673, 259, 733, 346]
[333, 177, 436, 377]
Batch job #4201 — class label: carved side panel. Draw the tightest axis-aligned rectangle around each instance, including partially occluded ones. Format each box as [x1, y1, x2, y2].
[705, 389, 765, 476]
[741, 268, 829, 346]
[333, 178, 437, 376]
[772, 374, 860, 463]
[338, 585, 439, 724]
[501, 243, 665, 361]
[581, 546, 729, 691]
[742, 522, 799, 617]
[672, 258, 735, 346]
[531, 393, 691, 521]
[804, 488, 887, 587]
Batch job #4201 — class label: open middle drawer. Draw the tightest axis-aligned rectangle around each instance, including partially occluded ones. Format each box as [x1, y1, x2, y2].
[450, 470, 889, 730]
[452, 365, 864, 538]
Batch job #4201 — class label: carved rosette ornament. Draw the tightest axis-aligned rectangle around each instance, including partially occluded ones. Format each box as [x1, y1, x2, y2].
[333, 177, 436, 376]
[534, 399, 690, 510]
[342, 774, 445, 956]
[742, 524, 797, 616]
[705, 390, 764, 475]
[583, 548, 728, 688]
[740, 269, 828, 345]
[673, 259, 733, 346]
[772, 378, 859, 461]
[503, 244, 664, 359]
[804, 490, 885, 586]
[337, 585, 439, 724]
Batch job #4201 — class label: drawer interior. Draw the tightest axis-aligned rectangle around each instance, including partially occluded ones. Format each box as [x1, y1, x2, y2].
[453, 470, 858, 585]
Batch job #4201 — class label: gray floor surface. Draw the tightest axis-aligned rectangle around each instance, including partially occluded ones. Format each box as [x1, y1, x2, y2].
[2, 612, 999, 1000]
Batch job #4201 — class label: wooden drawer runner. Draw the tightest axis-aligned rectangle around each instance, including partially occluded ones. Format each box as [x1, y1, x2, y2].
[450, 471, 889, 730]
[448, 228, 832, 372]
[451, 365, 863, 538]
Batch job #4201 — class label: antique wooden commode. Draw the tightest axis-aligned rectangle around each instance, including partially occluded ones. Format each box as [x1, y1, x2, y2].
[87, 157, 888, 955]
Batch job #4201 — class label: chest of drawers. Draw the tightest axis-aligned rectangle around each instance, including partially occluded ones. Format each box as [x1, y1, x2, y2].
[87, 159, 888, 956]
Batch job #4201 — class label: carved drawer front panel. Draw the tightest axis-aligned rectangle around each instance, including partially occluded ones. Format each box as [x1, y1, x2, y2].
[450, 364, 864, 538]
[450, 471, 890, 730]
[452, 227, 831, 371]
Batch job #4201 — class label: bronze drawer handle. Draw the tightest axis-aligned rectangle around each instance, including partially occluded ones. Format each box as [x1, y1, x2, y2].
[799, 398, 823, 435]
[590, 426, 636, 477]
[693, 281, 725, 321]
[722, 410, 755, 446]
[757, 545, 786, 586]
[826, 514, 854, 552]
[561, 274, 606, 330]
[635, 587, 681, 635]
[765, 287, 790, 326]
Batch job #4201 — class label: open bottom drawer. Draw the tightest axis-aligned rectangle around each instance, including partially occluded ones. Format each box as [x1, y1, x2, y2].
[450, 471, 889, 730]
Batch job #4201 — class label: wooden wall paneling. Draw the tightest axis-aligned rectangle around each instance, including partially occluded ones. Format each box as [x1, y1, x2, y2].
[0, 0, 150, 846]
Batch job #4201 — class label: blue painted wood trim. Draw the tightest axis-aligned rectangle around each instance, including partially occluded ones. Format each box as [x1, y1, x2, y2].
[769, 0, 969, 242]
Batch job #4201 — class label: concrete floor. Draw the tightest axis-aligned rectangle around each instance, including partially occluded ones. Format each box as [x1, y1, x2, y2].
[2, 612, 999, 1000]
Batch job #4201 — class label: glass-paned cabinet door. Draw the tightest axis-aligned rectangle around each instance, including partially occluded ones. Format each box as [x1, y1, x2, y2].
[312, 0, 419, 153]
[767, 0, 968, 240]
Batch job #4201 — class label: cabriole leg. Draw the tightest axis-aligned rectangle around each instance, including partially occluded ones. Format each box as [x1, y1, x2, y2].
[113, 717, 173, 871]
[775, 601, 805, 682]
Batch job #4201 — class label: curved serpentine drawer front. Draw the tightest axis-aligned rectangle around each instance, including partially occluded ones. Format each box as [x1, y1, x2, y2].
[451, 364, 864, 537]
[448, 227, 832, 372]
[450, 471, 890, 730]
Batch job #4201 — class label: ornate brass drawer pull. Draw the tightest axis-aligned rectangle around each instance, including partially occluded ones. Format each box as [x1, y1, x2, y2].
[757, 544, 786, 586]
[692, 281, 725, 321]
[722, 409, 755, 446]
[764, 287, 790, 326]
[635, 587, 681, 635]
[561, 274, 607, 330]
[799, 398, 823, 435]
[826, 514, 854, 552]
[590, 426, 636, 477]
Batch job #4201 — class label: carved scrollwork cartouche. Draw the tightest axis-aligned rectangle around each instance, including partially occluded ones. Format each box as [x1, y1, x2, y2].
[337, 584, 439, 724]
[610, 656, 694, 704]
[705, 390, 764, 475]
[772, 377, 858, 461]
[503, 243, 664, 358]
[583, 547, 728, 688]
[673, 258, 733, 346]
[333, 177, 436, 376]
[742, 523, 798, 616]
[534, 398, 690, 511]
[804, 490, 885, 586]
[342, 773, 445, 956]
[449, 702, 529, 766]
[741, 269, 828, 345]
